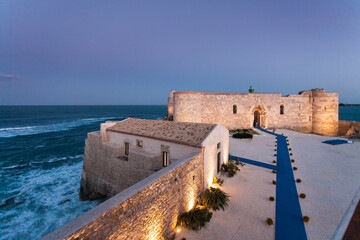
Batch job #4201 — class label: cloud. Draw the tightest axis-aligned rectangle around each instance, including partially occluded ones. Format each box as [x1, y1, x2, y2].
[0, 73, 21, 81]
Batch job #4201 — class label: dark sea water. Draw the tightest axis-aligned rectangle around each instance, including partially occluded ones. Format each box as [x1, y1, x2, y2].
[0, 105, 359, 240]
[0, 106, 167, 240]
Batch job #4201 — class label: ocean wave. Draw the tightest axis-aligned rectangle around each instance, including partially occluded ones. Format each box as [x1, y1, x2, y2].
[0, 117, 121, 138]
[0, 161, 99, 240]
[1, 155, 84, 171]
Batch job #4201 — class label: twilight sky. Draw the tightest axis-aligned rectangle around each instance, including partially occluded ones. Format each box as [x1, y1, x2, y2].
[1, 1, 359, 105]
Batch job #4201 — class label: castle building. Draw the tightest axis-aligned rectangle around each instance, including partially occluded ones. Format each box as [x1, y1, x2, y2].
[168, 88, 339, 136]
[80, 118, 229, 199]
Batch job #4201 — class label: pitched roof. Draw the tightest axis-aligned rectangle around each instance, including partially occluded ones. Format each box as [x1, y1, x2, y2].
[107, 118, 216, 147]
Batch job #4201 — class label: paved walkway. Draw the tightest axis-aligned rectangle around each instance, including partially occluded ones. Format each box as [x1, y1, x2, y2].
[230, 128, 307, 240]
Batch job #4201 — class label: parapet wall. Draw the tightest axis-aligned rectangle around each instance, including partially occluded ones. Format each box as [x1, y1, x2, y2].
[42, 151, 203, 240]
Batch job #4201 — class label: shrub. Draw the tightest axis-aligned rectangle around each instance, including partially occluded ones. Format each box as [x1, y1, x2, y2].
[274, 154, 277, 156]
[266, 218, 274, 225]
[287, 143, 290, 146]
[272, 180, 277, 185]
[233, 132, 253, 139]
[296, 179, 302, 183]
[272, 160, 277, 163]
[290, 153, 293, 156]
[272, 170, 277, 174]
[235, 159, 240, 165]
[303, 216, 310, 222]
[212, 177, 224, 186]
[293, 167, 297, 171]
[161, 234, 176, 240]
[299, 193, 306, 199]
[291, 159, 295, 163]
[275, 144, 277, 147]
[269, 196, 275, 201]
[201, 187, 229, 211]
[289, 148, 292, 151]
[177, 207, 213, 231]
[221, 161, 239, 178]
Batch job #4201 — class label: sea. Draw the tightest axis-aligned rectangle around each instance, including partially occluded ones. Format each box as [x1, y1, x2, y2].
[0, 106, 167, 240]
[0, 105, 359, 240]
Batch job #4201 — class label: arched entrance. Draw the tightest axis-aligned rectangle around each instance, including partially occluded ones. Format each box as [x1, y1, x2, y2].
[254, 111, 261, 127]
[252, 107, 266, 128]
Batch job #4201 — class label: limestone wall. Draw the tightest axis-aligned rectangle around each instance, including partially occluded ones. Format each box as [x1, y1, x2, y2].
[42, 152, 203, 240]
[338, 120, 360, 136]
[172, 91, 313, 133]
[171, 89, 338, 136]
[312, 89, 339, 136]
[81, 131, 199, 199]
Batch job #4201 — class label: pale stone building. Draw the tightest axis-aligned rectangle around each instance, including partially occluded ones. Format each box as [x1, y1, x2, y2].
[168, 88, 339, 136]
[80, 118, 229, 199]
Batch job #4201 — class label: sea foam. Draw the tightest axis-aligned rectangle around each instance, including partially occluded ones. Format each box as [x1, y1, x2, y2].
[0, 117, 120, 138]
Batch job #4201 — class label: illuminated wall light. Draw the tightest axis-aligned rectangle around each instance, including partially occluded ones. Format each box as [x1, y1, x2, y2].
[176, 228, 181, 233]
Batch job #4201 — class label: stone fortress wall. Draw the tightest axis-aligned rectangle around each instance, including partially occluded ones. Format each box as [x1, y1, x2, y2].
[42, 152, 203, 240]
[81, 130, 200, 199]
[169, 88, 339, 136]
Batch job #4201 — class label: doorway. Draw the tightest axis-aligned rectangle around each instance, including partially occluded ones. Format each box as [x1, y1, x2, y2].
[253, 110, 260, 127]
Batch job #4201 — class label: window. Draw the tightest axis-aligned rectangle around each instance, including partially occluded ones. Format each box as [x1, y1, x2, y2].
[280, 105, 284, 115]
[217, 152, 221, 173]
[136, 140, 143, 148]
[233, 105, 237, 114]
[162, 151, 169, 167]
[124, 142, 129, 156]
[217, 142, 221, 149]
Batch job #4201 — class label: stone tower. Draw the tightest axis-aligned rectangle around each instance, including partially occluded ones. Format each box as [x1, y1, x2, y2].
[311, 88, 339, 136]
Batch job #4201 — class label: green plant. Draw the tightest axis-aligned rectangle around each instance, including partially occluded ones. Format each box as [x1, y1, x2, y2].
[293, 167, 297, 171]
[235, 159, 240, 165]
[303, 216, 310, 222]
[272, 170, 277, 174]
[291, 159, 295, 163]
[177, 207, 213, 231]
[272, 160, 277, 163]
[221, 161, 239, 178]
[299, 193, 306, 199]
[233, 132, 253, 139]
[212, 177, 224, 186]
[287, 143, 290, 146]
[274, 149, 277, 151]
[289, 148, 292, 151]
[161, 233, 176, 240]
[274, 154, 277, 156]
[275, 144, 277, 147]
[272, 180, 277, 185]
[290, 153, 293, 156]
[201, 187, 229, 211]
[269, 196, 275, 201]
[266, 218, 274, 225]
[296, 179, 302, 183]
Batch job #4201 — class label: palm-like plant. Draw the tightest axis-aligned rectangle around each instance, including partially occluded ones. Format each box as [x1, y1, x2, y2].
[201, 187, 229, 211]
[177, 206, 212, 231]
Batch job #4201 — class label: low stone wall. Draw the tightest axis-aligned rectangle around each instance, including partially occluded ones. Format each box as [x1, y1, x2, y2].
[42, 151, 203, 240]
[338, 120, 360, 136]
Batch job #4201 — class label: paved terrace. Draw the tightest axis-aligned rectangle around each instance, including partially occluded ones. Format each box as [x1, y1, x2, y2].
[177, 129, 360, 240]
